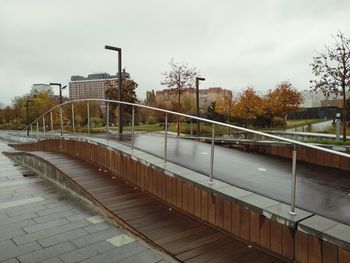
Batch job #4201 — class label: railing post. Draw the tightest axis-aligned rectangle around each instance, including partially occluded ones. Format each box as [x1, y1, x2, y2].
[60, 107, 63, 137]
[87, 101, 90, 134]
[71, 103, 75, 134]
[42, 117, 46, 133]
[164, 112, 168, 164]
[289, 144, 297, 215]
[131, 106, 135, 151]
[50, 111, 54, 132]
[36, 122, 39, 133]
[30, 125, 33, 134]
[106, 102, 109, 140]
[209, 124, 215, 184]
[190, 120, 193, 136]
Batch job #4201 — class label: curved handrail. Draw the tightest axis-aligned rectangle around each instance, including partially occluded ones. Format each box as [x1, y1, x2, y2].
[18, 98, 350, 159]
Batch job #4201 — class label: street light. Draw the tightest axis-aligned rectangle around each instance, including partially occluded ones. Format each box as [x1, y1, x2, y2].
[49, 83, 66, 104]
[196, 77, 205, 136]
[26, 99, 34, 137]
[105, 45, 123, 134]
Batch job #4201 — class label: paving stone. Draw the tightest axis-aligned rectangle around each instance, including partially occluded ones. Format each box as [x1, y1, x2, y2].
[118, 249, 164, 263]
[38, 228, 89, 248]
[0, 219, 37, 236]
[66, 213, 90, 222]
[0, 239, 41, 261]
[1, 258, 20, 263]
[86, 215, 105, 224]
[106, 234, 134, 247]
[36, 204, 74, 216]
[34, 209, 79, 224]
[17, 241, 76, 263]
[83, 222, 111, 234]
[23, 218, 70, 233]
[59, 241, 114, 263]
[13, 219, 91, 245]
[81, 242, 147, 263]
[39, 257, 64, 263]
[0, 228, 26, 242]
[0, 197, 45, 210]
[72, 228, 122, 248]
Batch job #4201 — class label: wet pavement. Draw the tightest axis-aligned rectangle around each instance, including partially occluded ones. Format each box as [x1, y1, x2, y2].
[0, 139, 175, 263]
[128, 133, 350, 225]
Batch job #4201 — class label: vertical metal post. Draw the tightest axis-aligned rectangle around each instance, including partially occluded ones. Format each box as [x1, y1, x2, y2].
[209, 124, 215, 184]
[118, 51, 123, 134]
[60, 107, 63, 136]
[71, 103, 75, 134]
[106, 102, 109, 140]
[36, 122, 39, 133]
[164, 113, 168, 164]
[190, 120, 193, 136]
[30, 125, 33, 134]
[87, 102, 90, 134]
[42, 117, 46, 133]
[289, 145, 297, 215]
[50, 111, 53, 132]
[131, 106, 135, 151]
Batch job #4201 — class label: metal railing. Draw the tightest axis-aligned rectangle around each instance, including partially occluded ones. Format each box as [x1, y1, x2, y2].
[17, 98, 350, 215]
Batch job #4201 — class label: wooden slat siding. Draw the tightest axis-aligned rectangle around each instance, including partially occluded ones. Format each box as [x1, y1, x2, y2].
[270, 220, 282, 255]
[222, 199, 232, 233]
[295, 230, 308, 263]
[194, 186, 201, 218]
[231, 202, 241, 236]
[188, 184, 195, 215]
[249, 210, 260, 244]
[307, 235, 322, 263]
[215, 196, 224, 229]
[208, 193, 216, 225]
[201, 190, 208, 221]
[182, 181, 189, 212]
[171, 177, 177, 207]
[166, 176, 172, 204]
[240, 206, 250, 241]
[259, 215, 271, 249]
[322, 241, 338, 263]
[282, 225, 294, 259]
[176, 180, 183, 209]
[338, 248, 350, 263]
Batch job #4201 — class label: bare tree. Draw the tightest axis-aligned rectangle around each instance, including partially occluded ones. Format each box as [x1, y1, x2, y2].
[161, 59, 199, 135]
[310, 31, 350, 141]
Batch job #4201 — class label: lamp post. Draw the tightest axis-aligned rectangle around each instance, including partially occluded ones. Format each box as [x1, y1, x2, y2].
[105, 45, 123, 134]
[26, 99, 34, 137]
[49, 83, 66, 104]
[196, 77, 205, 136]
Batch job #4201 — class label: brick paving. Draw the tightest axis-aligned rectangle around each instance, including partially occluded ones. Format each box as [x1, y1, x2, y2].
[0, 141, 176, 263]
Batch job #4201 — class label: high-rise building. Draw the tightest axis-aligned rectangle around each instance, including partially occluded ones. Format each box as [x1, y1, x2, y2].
[30, 84, 54, 96]
[69, 71, 130, 100]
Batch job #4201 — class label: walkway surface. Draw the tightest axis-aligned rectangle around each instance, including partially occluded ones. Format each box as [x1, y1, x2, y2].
[0, 141, 174, 263]
[19, 151, 286, 263]
[127, 133, 350, 225]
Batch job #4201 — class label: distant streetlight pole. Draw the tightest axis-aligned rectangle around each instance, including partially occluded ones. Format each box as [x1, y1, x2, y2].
[26, 99, 34, 137]
[196, 77, 205, 136]
[49, 83, 66, 104]
[105, 45, 123, 134]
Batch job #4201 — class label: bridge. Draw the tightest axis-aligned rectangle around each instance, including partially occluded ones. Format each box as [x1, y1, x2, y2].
[1, 99, 350, 262]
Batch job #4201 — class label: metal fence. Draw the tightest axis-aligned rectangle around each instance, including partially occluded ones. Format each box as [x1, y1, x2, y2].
[17, 99, 350, 215]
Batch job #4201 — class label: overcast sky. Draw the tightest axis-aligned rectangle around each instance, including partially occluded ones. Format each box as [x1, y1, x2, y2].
[1, 0, 349, 105]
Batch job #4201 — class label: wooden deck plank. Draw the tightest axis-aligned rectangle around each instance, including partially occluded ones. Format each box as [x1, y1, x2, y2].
[28, 151, 287, 263]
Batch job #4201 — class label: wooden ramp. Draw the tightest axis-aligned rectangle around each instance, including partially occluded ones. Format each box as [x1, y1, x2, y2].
[24, 151, 287, 263]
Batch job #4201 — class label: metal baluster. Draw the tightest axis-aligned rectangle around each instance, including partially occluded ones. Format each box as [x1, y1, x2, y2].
[190, 120, 193, 136]
[289, 145, 297, 215]
[87, 102, 90, 134]
[106, 102, 109, 140]
[43, 117, 46, 133]
[164, 113, 168, 164]
[36, 122, 39, 133]
[209, 124, 215, 184]
[60, 107, 63, 136]
[131, 106, 135, 151]
[30, 125, 33, 134]
[71, 103, 75, 134]
[50, 111, 54, 132]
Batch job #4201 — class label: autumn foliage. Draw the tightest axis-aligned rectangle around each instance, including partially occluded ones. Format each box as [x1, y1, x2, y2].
[215, 82, 303, 127]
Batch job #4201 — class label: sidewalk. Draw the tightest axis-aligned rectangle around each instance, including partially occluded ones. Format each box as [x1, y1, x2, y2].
[0, 141, 174, 263]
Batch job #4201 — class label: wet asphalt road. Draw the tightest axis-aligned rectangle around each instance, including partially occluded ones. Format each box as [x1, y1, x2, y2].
[128, 133, 350, 225]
